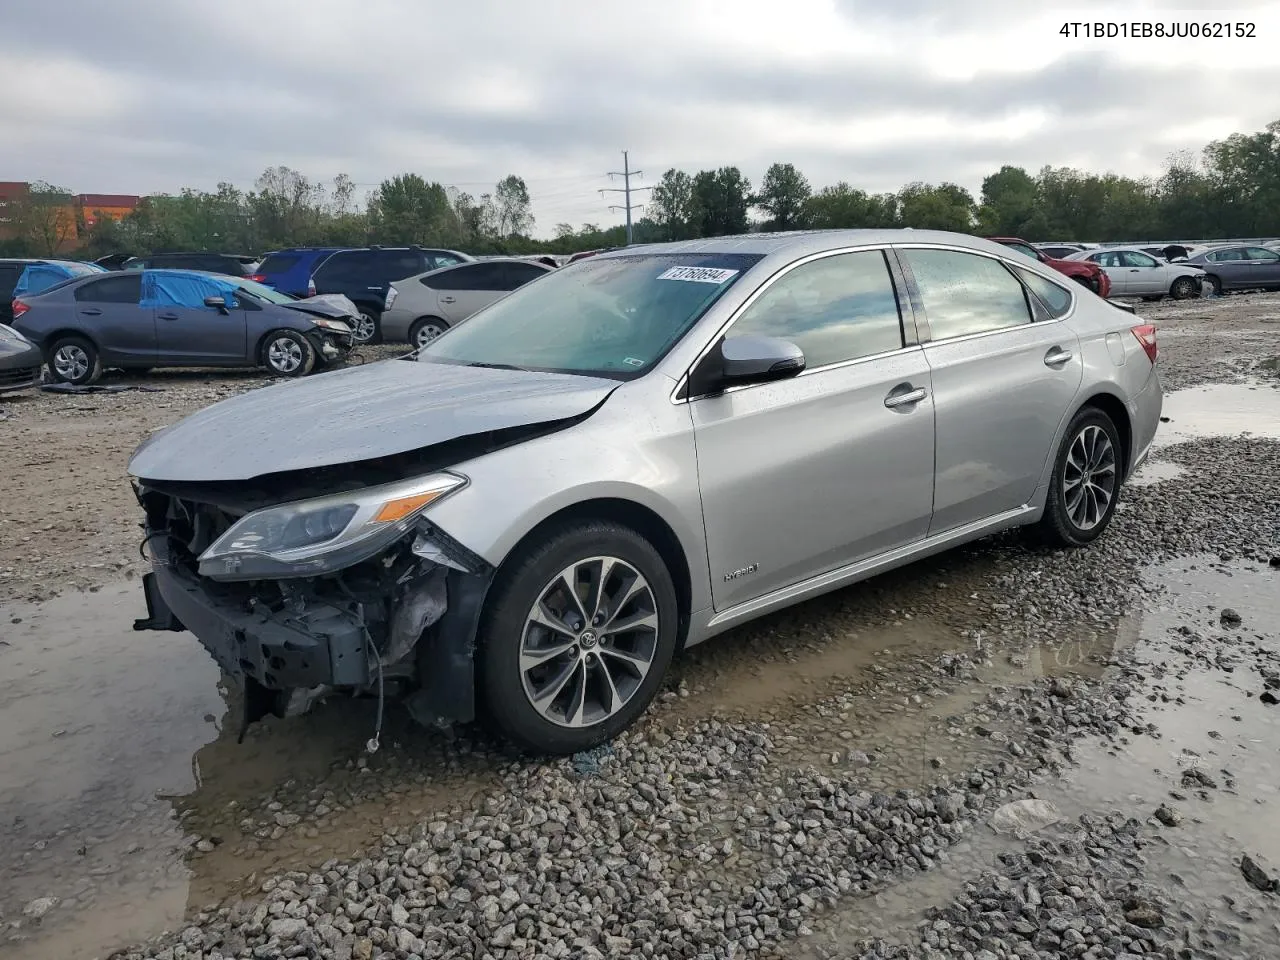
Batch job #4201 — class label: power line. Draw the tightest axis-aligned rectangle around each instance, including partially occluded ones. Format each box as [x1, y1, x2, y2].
[600, 151, 652, 246]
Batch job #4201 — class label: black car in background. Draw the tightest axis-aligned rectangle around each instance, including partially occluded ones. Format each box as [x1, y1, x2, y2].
[310, 246, 471, 343]
[125, 252, 261, 277]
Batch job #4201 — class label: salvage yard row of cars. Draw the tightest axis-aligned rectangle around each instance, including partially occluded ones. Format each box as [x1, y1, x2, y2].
[2, 234, 1278, 394]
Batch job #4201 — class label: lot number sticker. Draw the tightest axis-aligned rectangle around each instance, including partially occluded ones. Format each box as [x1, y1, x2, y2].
[657, 265, 739, 284]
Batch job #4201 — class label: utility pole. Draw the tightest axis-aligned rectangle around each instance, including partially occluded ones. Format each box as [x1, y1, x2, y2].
[600, 150, 652, 245]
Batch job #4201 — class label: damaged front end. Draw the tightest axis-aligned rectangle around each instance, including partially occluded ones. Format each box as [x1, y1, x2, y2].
[133, 470, 493, 744]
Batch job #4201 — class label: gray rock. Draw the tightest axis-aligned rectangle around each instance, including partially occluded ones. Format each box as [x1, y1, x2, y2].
[989, 799, 1062, 836]
[22, 897, 59, 919]
[266, 918, 308, 939]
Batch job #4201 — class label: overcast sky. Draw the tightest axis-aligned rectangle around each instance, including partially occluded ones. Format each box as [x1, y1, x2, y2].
[3, 0, 1278, 237]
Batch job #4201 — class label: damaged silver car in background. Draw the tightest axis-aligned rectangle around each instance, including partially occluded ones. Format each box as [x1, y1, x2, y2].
[130, 230, 1162, 755]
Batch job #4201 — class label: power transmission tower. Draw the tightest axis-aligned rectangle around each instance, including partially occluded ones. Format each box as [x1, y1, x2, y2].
[600, 150, 652, 245]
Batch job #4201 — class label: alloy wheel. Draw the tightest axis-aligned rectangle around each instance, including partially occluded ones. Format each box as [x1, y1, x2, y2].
[53, 345, 89, 381]
[415, 322, 445, 348]
[1063, 424, 1116, 531]
[519, 556, 660, 728]
[266, 337, 303, 373]
[351, 313, 377, 343]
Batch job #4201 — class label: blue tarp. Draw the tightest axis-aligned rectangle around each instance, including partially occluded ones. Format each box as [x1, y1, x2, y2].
[13, 261, 103, 297]
[140, 270, 241, 309]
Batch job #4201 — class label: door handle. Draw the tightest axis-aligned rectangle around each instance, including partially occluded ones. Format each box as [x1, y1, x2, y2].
[440, 296, 456, 304]
[1044, 347, 1073, 366]
[884, 386, 927, 408]
[1129, 268, 1141, 272]
[80, 308, 102, 316]
[367, 286, 382, 291]
[159, 313, 179, 321]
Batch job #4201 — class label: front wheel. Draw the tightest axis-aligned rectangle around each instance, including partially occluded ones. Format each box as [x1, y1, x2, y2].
[1170, 276, 1198, 300]
[262, 330, 316, 377]
[1037, 407, 1123, 547]
[477, 522, 680, 755]
[1205, 274, 1223, 297]
[47, 336, 102, 385]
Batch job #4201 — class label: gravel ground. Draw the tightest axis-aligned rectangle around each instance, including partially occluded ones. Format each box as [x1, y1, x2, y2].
[2, 294, 1280, 960]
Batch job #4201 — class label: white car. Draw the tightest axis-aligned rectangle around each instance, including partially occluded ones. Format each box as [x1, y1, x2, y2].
[1065, 247, 1204, 300]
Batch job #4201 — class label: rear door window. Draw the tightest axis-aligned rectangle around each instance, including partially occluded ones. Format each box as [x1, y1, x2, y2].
[315, 251, 370, 284]
[257, 253, 302, 274]
[424, 263, 501, 291]
[376, 250, 425, 280]
[74, 274, 142, 303]
[501, 262, 551, 290]
[903, 248, 1032, 340]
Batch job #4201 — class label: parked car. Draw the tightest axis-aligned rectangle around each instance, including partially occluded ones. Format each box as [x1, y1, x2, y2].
[128, 229, 1161, 755]
[382, 258, 556, 347]
[124, 252, 261, 277]
[1037, 244, 1086, 259]
[1, 259, 107, 323]
[249, 247, 343, 298]
[987, 237, 1111, 297]
[0, 323, 43, 394]
[566, 248, 608, 264]
[11, 270, 356, 385]
[1064, 247, 1204, 300]
[310, 247, 474, 344]
[1180, 245, 1280, 295]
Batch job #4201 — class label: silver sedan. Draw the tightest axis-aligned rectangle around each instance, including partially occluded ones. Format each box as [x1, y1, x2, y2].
[1065, 247, 1204, 300]
[129, 230, 1163, 755]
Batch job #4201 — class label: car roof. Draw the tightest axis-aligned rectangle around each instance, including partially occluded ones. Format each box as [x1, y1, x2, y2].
[596, 229, 1018, 263]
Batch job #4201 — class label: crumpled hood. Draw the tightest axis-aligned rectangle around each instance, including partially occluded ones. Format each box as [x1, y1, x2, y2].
[129, 359, 620, 482]
[279, 293, 359, 321]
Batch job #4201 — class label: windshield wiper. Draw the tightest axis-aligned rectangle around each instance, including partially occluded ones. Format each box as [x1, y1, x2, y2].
[467, 361, 527, 371]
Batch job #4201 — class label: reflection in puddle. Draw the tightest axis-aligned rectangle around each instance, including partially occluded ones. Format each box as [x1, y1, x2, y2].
[1155, 381, 1280, 447]
[1129, 459, 1188, 487]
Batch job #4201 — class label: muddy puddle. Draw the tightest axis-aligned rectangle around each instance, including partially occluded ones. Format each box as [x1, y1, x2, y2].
[1155, 381, 1280, 447]
[0, 585, 494, 960]
[795, 555, 1280, 955]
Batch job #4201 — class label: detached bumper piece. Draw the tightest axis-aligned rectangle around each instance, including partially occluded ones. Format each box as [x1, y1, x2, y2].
[138, 564, 369, 691]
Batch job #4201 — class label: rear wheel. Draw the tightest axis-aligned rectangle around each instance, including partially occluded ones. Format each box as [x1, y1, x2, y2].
[410, 317, 448, 349]
[477, 522, 679, 755]
[1037, 407, 1123, 547]
[1170, 276, 1198, 300]
[350, 308, 381, 345]
[261, 330, 315, 377]
[47, 336, 102, 385]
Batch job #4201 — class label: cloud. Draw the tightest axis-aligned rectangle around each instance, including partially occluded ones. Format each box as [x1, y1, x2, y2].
[1, 0, 1278, 237]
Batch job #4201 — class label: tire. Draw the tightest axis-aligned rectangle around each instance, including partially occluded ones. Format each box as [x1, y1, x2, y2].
[1071, 276, 1093, 290]
[477, 521, 680, 755]
[1205, 274, 1223, 297]
[47, 335, 102, 385]
[350, 307, 382, 345]
[261, 330, 316, 377]
[1169, 276, 1198, 300]
[1037, 407, 1123, 548]
[409, 316, 449, 349]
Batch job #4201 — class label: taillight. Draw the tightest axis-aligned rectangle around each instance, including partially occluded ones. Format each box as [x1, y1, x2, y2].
[11, 299, 28, 320]
[247, 274, 267, 283]
[1131, 324, 1158, 363]
[307, 278, 316, 297]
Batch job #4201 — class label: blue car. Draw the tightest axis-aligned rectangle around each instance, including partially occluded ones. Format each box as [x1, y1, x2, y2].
[250, 247, 343, 298]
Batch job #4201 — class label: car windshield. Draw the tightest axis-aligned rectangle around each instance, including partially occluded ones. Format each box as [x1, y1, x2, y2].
[418, 252, 763, 378]
[235, 278, 296, 304]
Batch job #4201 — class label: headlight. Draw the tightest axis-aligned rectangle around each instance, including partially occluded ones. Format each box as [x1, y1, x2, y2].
[0, 324, 29, 344]
[384, 287, 398, 309]
[311, 317, 353, 334]
[197, 472, 466, 580]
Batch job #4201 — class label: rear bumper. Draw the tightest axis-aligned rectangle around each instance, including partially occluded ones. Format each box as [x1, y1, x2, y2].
[1127, 364, 1163, 476]
[137, 562, 370, 689]
[379, 308, 414, 343]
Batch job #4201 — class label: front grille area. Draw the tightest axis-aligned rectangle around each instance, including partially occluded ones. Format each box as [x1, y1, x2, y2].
[0, 366, 39, 389]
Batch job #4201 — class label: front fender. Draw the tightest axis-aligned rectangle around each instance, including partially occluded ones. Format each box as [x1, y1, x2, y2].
[422, 383, 713, 616]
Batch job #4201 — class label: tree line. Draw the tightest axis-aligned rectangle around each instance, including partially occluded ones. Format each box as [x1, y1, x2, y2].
[5, 117, 1280, 260]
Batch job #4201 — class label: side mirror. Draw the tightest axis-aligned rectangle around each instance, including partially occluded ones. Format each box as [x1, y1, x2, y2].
[204, 296, 229, 313]
[720, 334, 805, 383]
